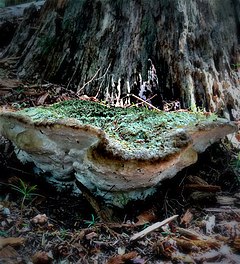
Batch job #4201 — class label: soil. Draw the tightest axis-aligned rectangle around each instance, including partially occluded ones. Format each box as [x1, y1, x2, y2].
[0, 60, 240, 263]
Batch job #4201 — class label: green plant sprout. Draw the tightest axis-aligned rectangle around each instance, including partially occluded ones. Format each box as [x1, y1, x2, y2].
[0, 230, 8, 237]
[10, 179, 39, 219]
[232, 63, 240, 69]
[59, 228, 68, 239]
[84, 214, 99, 227]
[231, 152, 240, 170]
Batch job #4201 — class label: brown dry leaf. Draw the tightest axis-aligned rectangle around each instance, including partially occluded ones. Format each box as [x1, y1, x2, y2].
[0, 237, 25, 249]
[107, 251, 138, 264]
[31, 251, 52, 264]
[85, 232, 98, 240]
[135, 210, 156, 226]
[37, 93, 49, 105]
[180, 209, 193, 227]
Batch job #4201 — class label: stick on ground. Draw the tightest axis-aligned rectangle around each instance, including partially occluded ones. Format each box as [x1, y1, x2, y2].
[130, 214, 178, 241]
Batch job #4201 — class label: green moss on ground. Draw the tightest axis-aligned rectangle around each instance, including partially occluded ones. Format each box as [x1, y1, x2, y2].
[19, 100, 215, 153]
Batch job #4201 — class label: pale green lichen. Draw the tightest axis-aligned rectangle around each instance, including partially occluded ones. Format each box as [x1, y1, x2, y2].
[19, 100, 216, 154]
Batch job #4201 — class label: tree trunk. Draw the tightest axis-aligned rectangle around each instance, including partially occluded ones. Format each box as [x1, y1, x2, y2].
[0, 1, 45, 50]
[2, 0, 240, 118]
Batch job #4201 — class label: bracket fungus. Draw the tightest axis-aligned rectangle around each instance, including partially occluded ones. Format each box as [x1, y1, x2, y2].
[0, 100, 237, 206]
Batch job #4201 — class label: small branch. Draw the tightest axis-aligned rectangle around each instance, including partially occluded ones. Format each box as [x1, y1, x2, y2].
[94, 63, 111, 98]
[77, 68, 101, 95]
[76, 62, 111, 96]
[129, 94, 161, 112]
[131, 94, 157, 107]
[130, 214, 178, 241]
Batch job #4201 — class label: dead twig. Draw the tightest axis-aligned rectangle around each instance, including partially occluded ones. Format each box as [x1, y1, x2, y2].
[94, 63, 111, 98]
[130, 215, 178, 241]
[129, 93, 161, 112]
[77, 68, 101, 95]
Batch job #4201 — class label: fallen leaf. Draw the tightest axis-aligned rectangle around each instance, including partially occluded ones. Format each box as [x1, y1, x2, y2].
[135, 209, 156, 226]
[31, 251, 52, 264]
[107, 251, 138, 264]
[85, 232, 98, 240]
[37, 93, 49, 105]
[180, 209, 193, 227]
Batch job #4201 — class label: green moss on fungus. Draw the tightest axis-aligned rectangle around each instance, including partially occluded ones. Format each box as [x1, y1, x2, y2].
[19, 100, 214, 153]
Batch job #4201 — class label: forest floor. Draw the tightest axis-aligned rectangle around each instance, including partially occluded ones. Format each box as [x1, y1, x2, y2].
[0, 59, 240, 263]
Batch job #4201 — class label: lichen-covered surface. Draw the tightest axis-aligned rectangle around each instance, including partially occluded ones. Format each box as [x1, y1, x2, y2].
[18, 99, 217, 158]
[0, 100, 237, 206]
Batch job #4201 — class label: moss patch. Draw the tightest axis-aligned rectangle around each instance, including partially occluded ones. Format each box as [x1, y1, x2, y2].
[19, 100, 215, 153]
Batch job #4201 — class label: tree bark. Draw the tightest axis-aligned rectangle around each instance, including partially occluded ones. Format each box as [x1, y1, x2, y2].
[0, 1, 45, 50]
[2, 0, 240, 118]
